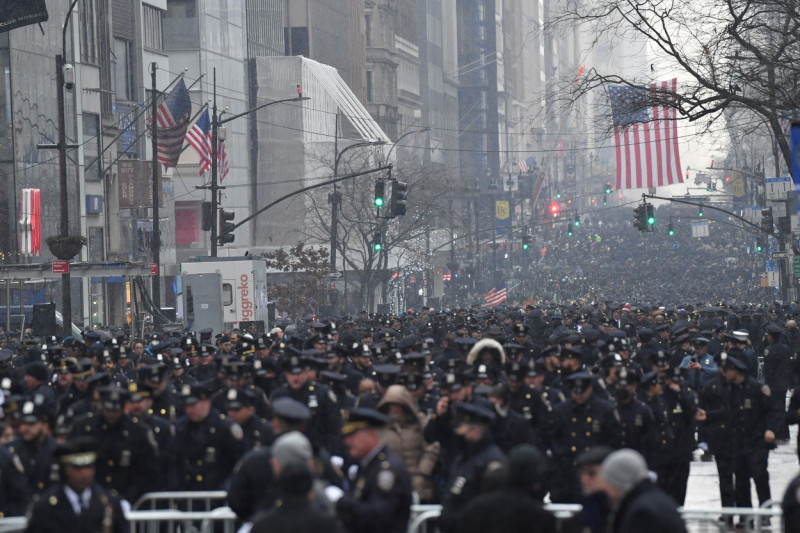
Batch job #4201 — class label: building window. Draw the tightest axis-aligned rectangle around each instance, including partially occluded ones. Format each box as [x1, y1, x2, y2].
[83, 113, 102, 180]
[366, 71, 373, 102]
[80, 0, 98, 64]
[365, 14, 371, 46]
[142, 5, 163, 50]
[113, 39, 134, 102]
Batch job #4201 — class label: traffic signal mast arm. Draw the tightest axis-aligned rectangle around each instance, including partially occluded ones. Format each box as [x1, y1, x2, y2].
[216, 164, 393, 242]
[641, 193, 778, 239]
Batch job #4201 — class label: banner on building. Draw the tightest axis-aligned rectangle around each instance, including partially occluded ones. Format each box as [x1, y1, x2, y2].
[19, 188, 41, 256]
[118, 160, 163, 208]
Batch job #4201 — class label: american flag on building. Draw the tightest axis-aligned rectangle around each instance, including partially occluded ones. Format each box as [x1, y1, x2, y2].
[184, 108, 230, 181]
[485, 281, 507, 307]
[154, 79, 192, 168]
[517, 156, 536, 173]
[609, 78, 683, 190]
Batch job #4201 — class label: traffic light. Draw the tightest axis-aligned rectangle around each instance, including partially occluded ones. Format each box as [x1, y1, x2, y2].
[604, 181, 612, 195]
[556, 192, 562, 199]
[372, 231, 383, 252]
[645, 203, 655, 229]
[698, 205, 704, 218]
[201, 201, 213, 231]
[390, 180, 408, 217]
[522, 233, 532, 250]
[603, 194, 608, 206]
[218, 209, 235, 244]
[374, 180, 385, 208]
[633, 205, 645, 231]
[567, 224, 573, 237]
[756, 237, 764, 252]
[549, 202, 560, 217]
[574, 215, 581, 227]
[667, 223, 674, 236]
[761, 207, 773, 233]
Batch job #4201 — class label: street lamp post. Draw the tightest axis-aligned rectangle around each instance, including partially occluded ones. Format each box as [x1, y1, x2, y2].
[38, 0, 81, 337]
[207, 75, 308, 257]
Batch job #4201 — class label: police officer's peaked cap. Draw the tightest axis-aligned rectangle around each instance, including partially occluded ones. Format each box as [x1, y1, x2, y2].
[454, 402, 496, 425]
[55, 438, 97, 467]
[766, 323, 784, 335]
[181, 382, 212, 404]
[271, 397, 311, 422]
[96, 385, 129, 410]
[342, 407, 389, 435]
[719, 351, 748, 372]
[565, 370, 593, 391]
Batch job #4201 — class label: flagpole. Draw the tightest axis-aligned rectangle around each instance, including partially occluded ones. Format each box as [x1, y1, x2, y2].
[150, 62, 162, 325]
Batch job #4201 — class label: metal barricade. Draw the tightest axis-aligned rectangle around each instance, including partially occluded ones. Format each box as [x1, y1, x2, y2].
[126, 508, 237, 533]
[0, 517, 26, 533]
[407, 503, 583, 533]
[133, 491, 229, 512]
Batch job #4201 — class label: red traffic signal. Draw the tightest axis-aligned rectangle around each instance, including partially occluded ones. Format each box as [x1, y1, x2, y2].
[549, 202, 560, 217]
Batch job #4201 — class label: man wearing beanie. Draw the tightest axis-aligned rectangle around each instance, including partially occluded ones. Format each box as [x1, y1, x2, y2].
[600, 448, 686, 533]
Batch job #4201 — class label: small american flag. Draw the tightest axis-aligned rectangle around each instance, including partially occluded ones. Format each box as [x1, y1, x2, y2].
[154, 79, 192, 168]
[609, 78, 683, 190]
[184, 109, 230, 180]
[517, 156, 535, 173]
[485, 282, 507, 307]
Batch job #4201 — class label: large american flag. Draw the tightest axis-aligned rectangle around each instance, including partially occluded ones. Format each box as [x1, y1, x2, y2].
[517, 156, 536, 173]
[185, 109, 230, 181]
[609, 78, 683, 190]
[485, 281, 507, 307]
[154, 79, 192, 168]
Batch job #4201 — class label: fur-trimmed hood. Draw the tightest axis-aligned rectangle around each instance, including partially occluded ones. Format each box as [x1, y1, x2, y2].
[466, 338, 506, 366]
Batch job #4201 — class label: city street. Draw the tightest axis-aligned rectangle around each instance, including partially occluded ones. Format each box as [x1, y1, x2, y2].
[683, 420, 799, 530]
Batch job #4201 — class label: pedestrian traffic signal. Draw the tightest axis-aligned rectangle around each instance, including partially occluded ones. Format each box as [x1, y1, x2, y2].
[218, 209, 235, 244]
[372, 231, 383, 252]
[390, 180, 408, 217]
[374, 180, 385, 208]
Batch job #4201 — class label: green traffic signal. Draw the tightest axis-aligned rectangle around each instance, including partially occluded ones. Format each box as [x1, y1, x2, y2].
[667, 223, 674, 236]
[574, 216, 581, 227]
[373, 242, 383, 251]
[374, 180, 385, 208]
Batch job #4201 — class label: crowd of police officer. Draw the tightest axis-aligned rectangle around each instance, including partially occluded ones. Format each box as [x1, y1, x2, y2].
[1, 301, 800, 531]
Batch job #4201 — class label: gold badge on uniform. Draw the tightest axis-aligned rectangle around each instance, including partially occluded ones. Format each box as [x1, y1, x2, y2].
[205, 447, 216, 463]
[120, 450, 131, 467]
[309, 395, 318, 409]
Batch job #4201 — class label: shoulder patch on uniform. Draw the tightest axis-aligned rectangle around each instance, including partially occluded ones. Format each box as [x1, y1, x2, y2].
[230, 422, 244, 440]
[761, 384, 771, 397]
[377, 469, 395, 492]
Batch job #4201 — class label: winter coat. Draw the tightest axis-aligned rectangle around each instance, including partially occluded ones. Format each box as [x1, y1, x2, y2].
[377, 385, 439, 502]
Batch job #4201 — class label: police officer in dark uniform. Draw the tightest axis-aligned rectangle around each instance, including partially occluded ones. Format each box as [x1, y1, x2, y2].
[762, 323, 792, 441]
[437, 402, 507, 533]
[140, 362, 177, 423]
[546, 371, 620, 503]
[611, 367, 654, 457]
[168, 381, 247, 491]
[270, 355, 342, 456]
[68, 385, 160, 505]
[6, 399, 59, 496]
[228, 397, 312, 522]
[25, 438, 126, 533]
[126, 383, 174, 489]
[335, 408, 412, 533]
[658, 366, 698, 506]
[225, 388, 273, 450]
[783, 472, 800, 532]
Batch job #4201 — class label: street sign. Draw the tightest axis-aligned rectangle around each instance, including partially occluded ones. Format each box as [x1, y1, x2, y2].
[323, 271, 343, 279]
[52, 260, 69, 274]
[765, 176, 792, 200]
[772, 251, 789, 259]
[150, 263, 158, 276]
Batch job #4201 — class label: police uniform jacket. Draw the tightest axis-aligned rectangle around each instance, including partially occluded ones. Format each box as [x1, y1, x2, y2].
[547, 395, 619, 469]
[25, 482, 126, 533]
[698, 374, 733, 457]
[641, 393, 675, 469]
[5, 435, 59, 495]
[782, 473, 800, 533]
[130, 414, 174, 490]
[336, 445, 412, 533]
[438, 434, 506, 533]
[726, 375, 781, 454]
[613, 398, 655, 459]
[239, 415, 273, 450]
[69, 413, 160, 503]
[271, 382, 342, 455]
[610, 479, 687, 533]
[169, 408, 247, 490]
[763, 341, 792, 393]
[661, 381, 698, 463]
[227, 446, 276, 521]
[0, 446, 29, 517]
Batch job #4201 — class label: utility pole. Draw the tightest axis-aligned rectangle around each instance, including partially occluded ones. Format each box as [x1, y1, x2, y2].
[150, 63, 162, 323]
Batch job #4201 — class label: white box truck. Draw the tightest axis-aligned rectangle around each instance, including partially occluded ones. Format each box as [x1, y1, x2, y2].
[180, 258, 269, 334]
